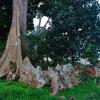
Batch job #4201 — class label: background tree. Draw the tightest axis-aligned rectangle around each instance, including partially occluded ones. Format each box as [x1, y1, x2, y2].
[27, 0, 100, 67]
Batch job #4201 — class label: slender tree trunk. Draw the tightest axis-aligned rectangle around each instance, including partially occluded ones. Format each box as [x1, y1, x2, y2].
[0, 0, 27, 78]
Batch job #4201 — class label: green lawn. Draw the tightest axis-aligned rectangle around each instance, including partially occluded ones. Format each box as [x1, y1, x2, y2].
[0, 76, 100, 100]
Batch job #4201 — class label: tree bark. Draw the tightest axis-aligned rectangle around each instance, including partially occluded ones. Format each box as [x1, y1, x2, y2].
[0, 0, 27, 78]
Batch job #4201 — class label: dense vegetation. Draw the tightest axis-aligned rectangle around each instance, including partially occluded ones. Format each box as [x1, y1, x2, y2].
[0, 0, 100, 99]
[1, 0, 100, 67]
[26, 0, 100, 67]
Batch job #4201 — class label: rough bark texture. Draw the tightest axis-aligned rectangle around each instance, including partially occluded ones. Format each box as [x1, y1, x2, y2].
[19, 62, 80, 95]
[19, 57, 46, 88]
[44, 64, 80, 95]
[0, 0, 27, 78]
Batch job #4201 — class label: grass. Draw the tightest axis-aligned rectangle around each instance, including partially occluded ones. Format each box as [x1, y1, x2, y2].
[0, 80, 59, 100]
[58, 77, 100, 100]
[0, 76, 100, 100]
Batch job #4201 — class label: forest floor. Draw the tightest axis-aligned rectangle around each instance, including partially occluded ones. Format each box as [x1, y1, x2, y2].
[0, 75, 100, 100]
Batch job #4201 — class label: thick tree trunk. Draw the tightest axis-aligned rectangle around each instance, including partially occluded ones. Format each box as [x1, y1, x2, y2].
[0, 0, 27, 78]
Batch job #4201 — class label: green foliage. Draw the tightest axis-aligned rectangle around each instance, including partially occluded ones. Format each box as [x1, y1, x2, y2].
[1, 0, 100, 67]
[34, 0, 100, 66]
[84, 44, 98, 65]
[26, 32, 56, 69]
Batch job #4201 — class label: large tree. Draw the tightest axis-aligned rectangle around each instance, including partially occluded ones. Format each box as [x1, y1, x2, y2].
[0, 0, 28, 78]
[27, 0, 100, 66]
[43, 0, 100, 58]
